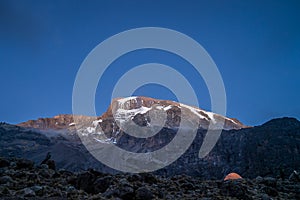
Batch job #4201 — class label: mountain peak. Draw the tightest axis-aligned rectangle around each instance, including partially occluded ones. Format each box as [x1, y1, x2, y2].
[100, 96, 247, 130]
[18, 96, 247, 133]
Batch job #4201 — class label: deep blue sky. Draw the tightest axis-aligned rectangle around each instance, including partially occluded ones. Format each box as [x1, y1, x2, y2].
[0, 0, 299, 126]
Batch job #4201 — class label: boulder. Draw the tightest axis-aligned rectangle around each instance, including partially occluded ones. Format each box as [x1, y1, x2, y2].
[135, 186, 153, 200]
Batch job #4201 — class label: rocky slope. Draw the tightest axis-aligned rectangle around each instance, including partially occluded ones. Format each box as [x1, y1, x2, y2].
[0, 157, 299, 199]
[18, 114, 96, 131]
[0, 122, 114, 173]
[158, 117, 300, 179]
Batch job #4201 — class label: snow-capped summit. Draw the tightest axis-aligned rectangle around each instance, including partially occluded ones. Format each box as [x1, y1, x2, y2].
[18, 96, 247, 144]
[99, 96, 246, 130]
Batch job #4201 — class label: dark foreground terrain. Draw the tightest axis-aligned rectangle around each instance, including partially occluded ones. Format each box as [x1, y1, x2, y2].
[0, 157, 299, 200]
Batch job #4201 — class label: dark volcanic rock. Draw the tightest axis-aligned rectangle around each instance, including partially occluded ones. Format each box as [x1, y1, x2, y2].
[16, 159, 34, 169]
[135, 186, 154, 200]
[75, 171, 96, 193]
[45, 159, 56, 170]
[220, 180, 252, 199]
[289, 170, 300, 182]
[0, 175, 13, 184]
[94, 176, 111, 193]
[0, 158, 10, 168]
[0, 157, 299, 199]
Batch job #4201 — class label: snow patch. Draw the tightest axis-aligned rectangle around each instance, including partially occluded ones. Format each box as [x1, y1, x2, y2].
[204, 111, 216, 123]
[153, 105, 172, 111]
[114, 106, 152, 122]
[155, 105, 164, 110]
[180, 104, 207, 120]
[94, 138, 109, 144]
[92, 119, 102, 126]
[163, 105, 172, 111]
[226, 118, 238, 124]
[94, 137, 117, 144]
[180, 104, 217, 124]
[86, 127, 95, 133]
[117, 96, 137, 109]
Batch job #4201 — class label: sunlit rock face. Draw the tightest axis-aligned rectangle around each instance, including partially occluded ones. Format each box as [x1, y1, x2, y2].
[101, 96, 246, 130]
[18, 96, 247, 146]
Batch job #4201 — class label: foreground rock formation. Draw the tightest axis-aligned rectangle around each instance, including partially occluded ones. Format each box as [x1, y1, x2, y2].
[0, 157, 299, 199]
